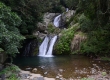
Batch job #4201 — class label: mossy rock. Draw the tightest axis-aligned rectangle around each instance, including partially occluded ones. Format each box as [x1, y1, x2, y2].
[47, 23, 56, 33]
[33, 47, 39, 55]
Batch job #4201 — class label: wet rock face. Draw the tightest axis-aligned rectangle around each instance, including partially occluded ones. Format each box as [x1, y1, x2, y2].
[37, 22, 47, 32]
[36, 10, 75, 33]
[43, 12, 60, 26]
[65, 10, 75, 19]
[0, 52, 7, 63]
[37, 13, 59, 33]
[71, 32, 86, 52]
[60, 10, 75, 28]
[21, 38, 38, 56]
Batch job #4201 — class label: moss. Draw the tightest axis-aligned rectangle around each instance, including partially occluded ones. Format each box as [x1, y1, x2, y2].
[47, 23, 62, 34]
[102, 72, 107, 76]
[55, 23, 79, 54]
[25, 35, 37, 39]
[33, 47, 39, 55]
[101, 57, 110, 61]
[81, 78, 94, 80]
[47, 23, 56, 33]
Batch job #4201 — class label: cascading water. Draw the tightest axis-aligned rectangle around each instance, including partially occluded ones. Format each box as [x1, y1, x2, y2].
[39, 36, 57, 57]
[39, 36, 49, 56]
[53, 8, 69, 27]
[39, 11, 63, 57]
[66, 8, 69, 12]
[46, 36, 57, 56]
[53, 14, 61, 27]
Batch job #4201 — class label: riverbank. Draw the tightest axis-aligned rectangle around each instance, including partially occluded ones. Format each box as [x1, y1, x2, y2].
[19, 69, 110, 80]
[19, 70, 55, 80]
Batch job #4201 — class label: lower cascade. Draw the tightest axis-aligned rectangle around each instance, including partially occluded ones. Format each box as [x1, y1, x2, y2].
[39, 35, 57, 57]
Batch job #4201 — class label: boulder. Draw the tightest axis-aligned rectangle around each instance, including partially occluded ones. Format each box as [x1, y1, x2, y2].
[37, 22, 47, 32]
[32, 68, 37, 73]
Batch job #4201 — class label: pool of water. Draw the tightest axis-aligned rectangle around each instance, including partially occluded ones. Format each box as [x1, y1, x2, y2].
[13, 55, 110, 79]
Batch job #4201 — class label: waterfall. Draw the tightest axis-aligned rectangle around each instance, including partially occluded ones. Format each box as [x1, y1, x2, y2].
[53, 8, 69, 27]
[46, 36, 57, 55]
[53, 14, 61, 27]
[66, 8, 69, 12]
[39, 36, 57, 57]
[39, 36, 49, 56]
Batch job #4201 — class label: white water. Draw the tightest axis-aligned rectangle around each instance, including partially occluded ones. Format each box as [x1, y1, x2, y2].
[39, 36, 49, 56]
[39, 36, 57, 57]
[46, 36, 57, 56]
[66, 8, 69, 12]
[53, 14, 61, 27]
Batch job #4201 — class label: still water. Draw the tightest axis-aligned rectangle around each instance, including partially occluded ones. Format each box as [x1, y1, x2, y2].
[13, 55, 110, 79]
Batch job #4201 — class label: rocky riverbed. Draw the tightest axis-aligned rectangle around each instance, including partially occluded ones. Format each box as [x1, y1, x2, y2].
[19, 70, 55, 80]
[17, 70, 110, 80]
[0, 64, 110, 80]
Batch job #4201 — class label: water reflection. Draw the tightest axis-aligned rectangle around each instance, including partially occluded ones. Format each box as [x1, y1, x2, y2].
[37, 57, 58, 73]
[13, 55, 110, 79]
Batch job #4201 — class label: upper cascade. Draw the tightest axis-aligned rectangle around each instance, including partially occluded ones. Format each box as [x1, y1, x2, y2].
[53, 8, 70, 28]
[53, 14, 61, 27]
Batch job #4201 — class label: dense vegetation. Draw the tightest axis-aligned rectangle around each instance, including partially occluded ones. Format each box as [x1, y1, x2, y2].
[0, 2, 25, 58]
[55, 23, 79, 54]
[77, 0, 110, 56]
[0, 0, 110, 59]
[0, 0, 79, 58]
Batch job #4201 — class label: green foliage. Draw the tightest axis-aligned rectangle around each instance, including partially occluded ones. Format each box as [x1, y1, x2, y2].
[0, 64, 20, 80]
[1, 0, 44, 35]
[8, 74, 19, 80]
[65, 15, 75, 27]
[79, 14, 93, 32]
[60, 0, 79, 10]
[77, 0, 110, 56]
[0, 48, 4, 52]
[55, 24, 79, 54]
[33, 47, 39, 55]
[81, 29, 110, 55]
[81, 78, 94, 80]
[0, 2, 25, 57]
[1, 0, 66, 35]
[101, 57, 110, 61]
[47, 24, 55, 33]
[102, 72, 107, 76]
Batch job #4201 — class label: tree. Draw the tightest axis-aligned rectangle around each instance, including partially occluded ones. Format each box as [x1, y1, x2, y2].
[60, 0, 79, 9]
[0, 2, 25, 57]
[78, 0, 110, 56]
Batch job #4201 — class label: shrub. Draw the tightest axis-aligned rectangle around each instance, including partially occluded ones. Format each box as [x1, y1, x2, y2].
[55, 23, 79, 54]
